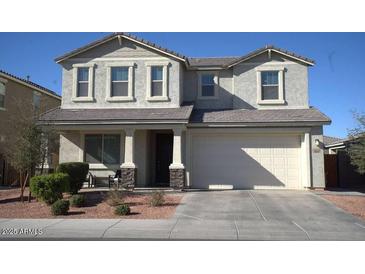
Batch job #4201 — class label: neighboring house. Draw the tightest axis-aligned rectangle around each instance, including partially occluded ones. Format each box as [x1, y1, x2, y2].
[323, 135, 345, 154]
[39, 33, 331, 190]
[0, 70, 61, 185]
[323, 135, 365, 188]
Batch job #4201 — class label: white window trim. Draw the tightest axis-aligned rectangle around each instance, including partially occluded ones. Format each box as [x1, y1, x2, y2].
[105, 62, 135, 102]
[256, 67, 285, 105]
[197, 71, 219, 100]
[146, 61, 170, 102]
[0, 78, 7, 111]
[72, 63, 95, 102]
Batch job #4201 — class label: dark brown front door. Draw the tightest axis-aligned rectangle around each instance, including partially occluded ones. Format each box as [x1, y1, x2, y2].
[155, 133, 173, 186]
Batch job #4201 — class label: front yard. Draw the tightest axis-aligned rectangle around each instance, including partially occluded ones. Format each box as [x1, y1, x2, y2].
[321, 194, 365, 221]
[0, 187, 183, 219]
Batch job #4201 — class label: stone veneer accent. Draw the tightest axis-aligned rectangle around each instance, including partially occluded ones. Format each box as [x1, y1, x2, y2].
[170, 168, 185, 189]
[120, 168, 136, 189]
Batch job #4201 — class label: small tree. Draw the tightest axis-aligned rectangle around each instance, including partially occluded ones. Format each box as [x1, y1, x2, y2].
[0, 97, 58, 202]
[347, 111, 365, 174]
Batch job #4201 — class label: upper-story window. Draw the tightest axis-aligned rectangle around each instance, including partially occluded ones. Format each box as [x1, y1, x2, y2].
[261, 71, 279, 100]
[106, 62, 135, 102]
[33, 91, 41, 113]
[77, 68, 89, 97]
[0, 80, 6, 110]
[146, 61, 169, 101]
[256, 68, 285, 105]
[151, 66, 163, 96]
[198, 72, 218, 99]
[112, 67, 129, 96]
[72, 63, 95, 102]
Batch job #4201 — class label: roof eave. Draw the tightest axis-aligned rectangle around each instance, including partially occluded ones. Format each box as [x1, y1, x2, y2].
[55, 33, 188, 65]
[225, 48, 315, 68]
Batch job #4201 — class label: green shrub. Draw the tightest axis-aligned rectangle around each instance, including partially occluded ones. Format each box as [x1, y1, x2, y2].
[30, 173, 70, 205]
[105, 187, 125, 206]
[57, 162, 89, 194]
[70, 194, 86, 207]
[114, 204, 130, 216]
[150, 191, 165, 207]
[51, 200, 70, 216]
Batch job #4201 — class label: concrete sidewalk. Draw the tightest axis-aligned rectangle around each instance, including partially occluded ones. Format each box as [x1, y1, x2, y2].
[1, 191, 365, 240]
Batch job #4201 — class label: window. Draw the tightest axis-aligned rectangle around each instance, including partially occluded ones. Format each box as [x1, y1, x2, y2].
[198, 72, 218, 99]
[146, 61, 169, 101]
[256, 68, 285, 105]
[33, 91, 41, 112]
[77, 68, 89, 97]
[261, 71, 278, 100]
[151, 66, 163, 97]
[106, 63, 134, 101]
[0, 81, 5, 109]
[72, 64, 94, 101]
[111, 67, 129, 97]
[201, 74, 215, 97]
[84, 134, 120, 165]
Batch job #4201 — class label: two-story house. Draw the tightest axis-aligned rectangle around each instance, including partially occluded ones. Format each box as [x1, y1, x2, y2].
[40, 33, 331, 190]
[0, 70, 61, 185]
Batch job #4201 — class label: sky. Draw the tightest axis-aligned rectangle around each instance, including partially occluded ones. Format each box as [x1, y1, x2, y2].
[0, 32, 364, 138]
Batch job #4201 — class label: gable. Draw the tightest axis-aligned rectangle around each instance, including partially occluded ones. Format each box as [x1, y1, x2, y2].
[74, 38, 163, 59]
[226, 46, 315, 68]
[56, 33, 187, 64]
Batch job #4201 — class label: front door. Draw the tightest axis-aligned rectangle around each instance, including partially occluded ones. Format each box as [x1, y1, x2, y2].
[155, 133, 173, 187]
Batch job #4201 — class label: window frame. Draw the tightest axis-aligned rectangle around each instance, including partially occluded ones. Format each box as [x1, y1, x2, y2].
[0, 78, 7, 111]
[106, 62, 135, 102]
[72, 63, 95, 102]
[145, 61, 170, 102]
[83, 133, 122, 168]
[197, 71, 219, 100]
[256, 67, 285, 105]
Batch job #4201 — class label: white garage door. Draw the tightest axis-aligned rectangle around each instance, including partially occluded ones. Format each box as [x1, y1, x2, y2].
[191, 134, 302, 189]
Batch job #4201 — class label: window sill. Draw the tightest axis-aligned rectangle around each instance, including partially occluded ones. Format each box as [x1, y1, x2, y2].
[146, 96, 169, 102]
[106, 96, 134, 102]
[89, 163, 120, 170]
[72, 97, 94, 102]
[0, 107, 6, 111]
[257, 99, 285, 105]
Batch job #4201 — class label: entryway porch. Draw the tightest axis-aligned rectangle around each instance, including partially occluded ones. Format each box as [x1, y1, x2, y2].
[58, 125, 186, 189]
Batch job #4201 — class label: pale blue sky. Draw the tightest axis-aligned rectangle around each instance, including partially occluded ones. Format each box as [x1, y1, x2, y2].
[0, 32, 364, 138]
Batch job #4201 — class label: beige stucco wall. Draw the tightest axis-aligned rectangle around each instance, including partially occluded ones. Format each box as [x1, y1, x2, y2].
[310, 126, 325, 188]
[232, 53, 309, 110]
[60, 39, 182, 109]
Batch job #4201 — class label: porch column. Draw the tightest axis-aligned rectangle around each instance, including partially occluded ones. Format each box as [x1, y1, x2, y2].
[121, 128, 136, 188]
[169, 128, 185, 189]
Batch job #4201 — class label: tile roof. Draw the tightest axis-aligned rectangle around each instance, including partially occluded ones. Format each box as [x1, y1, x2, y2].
[190, 107, 331, 124]
[225, 45, 315, 67]
[0, 69, 60, 99]
[54, 33, 315, 68]
[188, 57, 239, 67]
[39, 104, 194, 124]
[40, 105, 330, 125]
[55, 32, 188, 63]
[323, 135, 344, 146]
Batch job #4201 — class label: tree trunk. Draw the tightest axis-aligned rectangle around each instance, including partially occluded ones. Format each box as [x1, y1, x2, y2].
[20, 172, 28, 203]
[19, 171, 24, 202]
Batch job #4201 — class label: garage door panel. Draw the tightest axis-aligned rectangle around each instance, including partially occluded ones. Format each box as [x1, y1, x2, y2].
[192, 134, 301, 189]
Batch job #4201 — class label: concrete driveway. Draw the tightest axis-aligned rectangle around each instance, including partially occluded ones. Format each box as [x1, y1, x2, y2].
[1, 190, 365, 240]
